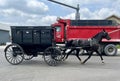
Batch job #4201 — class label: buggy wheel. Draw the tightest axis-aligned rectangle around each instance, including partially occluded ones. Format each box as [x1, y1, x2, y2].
[4, 43, 24, 65]
[43, 47, 62, 66]
[23, 54, 34, 60]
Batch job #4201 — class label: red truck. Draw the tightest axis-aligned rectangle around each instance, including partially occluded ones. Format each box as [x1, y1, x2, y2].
[52, 18, 120, 56]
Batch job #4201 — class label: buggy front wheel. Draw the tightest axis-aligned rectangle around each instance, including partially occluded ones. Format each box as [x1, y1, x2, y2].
[4, 43, 24, 65]
[43, 47, 62, 66]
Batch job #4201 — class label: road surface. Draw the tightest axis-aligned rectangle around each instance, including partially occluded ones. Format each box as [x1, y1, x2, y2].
[0, 46, 120, 81]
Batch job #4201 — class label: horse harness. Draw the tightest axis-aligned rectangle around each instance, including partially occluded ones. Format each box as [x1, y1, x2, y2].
[88, 38, 99, 47]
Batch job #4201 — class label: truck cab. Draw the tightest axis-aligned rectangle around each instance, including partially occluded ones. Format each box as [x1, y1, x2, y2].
[52, 18, 68, 43]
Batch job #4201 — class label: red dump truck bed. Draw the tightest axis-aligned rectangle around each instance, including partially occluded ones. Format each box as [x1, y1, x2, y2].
[53, 19, 120, 43]
[67, 25, 120, 43]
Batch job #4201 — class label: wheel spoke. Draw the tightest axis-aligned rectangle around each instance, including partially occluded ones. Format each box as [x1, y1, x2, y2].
[12, 58, 15, 64]
[10, 58, 14, 63]
[7, 56, 12, 62]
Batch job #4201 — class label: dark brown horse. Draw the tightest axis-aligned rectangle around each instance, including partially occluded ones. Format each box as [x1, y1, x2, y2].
[64, 29, 111, 64]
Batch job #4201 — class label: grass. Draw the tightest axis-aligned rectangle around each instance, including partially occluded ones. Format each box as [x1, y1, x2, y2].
[116, 45, 120, 49]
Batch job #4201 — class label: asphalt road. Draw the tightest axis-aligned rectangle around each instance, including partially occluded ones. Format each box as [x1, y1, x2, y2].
[0, 46, 120, 81]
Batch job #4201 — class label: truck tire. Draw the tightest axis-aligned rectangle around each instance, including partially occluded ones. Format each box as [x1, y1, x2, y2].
[104, 44, 117, 56]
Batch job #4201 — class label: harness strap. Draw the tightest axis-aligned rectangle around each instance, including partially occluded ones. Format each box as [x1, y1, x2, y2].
[88, 38, 92, 46]
[88, 38, 98, 46]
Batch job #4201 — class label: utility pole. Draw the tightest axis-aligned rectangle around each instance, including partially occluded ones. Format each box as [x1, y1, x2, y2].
[48, 0, 80, 20]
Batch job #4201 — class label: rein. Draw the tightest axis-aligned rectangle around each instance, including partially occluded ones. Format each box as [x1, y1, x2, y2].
[108, 29, 120, 34]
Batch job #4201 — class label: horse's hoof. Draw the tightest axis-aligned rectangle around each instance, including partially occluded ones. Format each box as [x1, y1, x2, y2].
[80, 61, 82, 64]
[102, 60, 105, 64]
[62, 59, 66, 61]
[81, 62, 85, 64]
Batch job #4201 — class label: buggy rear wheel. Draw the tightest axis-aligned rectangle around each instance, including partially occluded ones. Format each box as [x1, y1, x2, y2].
[43, 47, 62, 66]
[4, 43, 24, 65]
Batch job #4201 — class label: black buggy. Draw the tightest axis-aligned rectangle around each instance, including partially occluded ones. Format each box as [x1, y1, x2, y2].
[4, 26, 63, 66]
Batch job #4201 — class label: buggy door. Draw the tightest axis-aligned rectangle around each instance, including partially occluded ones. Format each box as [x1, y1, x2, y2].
[23, 30, 32, 44]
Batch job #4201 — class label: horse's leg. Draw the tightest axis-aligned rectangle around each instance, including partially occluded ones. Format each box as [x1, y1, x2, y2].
[96, 50, 104, 63]
[62, 48, 67, 59]
[64, 49, 74, 60]
[82, 51, 93, 64]
[75, 49, 82, 63]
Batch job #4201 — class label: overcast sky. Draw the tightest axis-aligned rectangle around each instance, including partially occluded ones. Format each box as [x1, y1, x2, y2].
[0, 0, 120, 26]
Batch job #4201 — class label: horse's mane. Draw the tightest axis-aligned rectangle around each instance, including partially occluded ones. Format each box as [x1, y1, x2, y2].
[92, 31, 103, 39]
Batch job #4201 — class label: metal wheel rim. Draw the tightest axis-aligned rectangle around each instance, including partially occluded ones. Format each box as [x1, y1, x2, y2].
[108, 47, 114, 52]
[107, 47, 116, 55]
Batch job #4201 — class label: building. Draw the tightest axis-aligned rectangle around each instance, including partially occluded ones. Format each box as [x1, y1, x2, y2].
[106, 15, 120, 25]
[0, 23, 10, 45]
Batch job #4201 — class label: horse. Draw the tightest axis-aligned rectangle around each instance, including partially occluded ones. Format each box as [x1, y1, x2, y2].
[63, 29, 111, 64]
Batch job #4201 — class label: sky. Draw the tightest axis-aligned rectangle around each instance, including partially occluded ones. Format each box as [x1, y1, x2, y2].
[0, 0, 120, 26]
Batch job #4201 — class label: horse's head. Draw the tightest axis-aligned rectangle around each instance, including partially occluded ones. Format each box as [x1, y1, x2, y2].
[92, 29, 111, 43]
[102, 29, 111, 40]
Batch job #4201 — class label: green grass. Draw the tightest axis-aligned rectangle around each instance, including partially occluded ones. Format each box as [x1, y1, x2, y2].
[116, 45, 120, 49]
